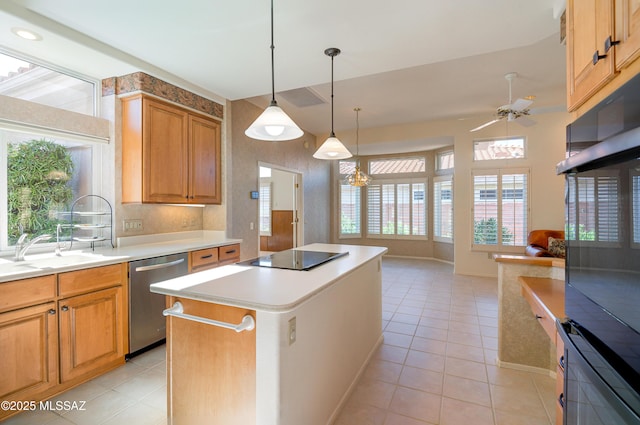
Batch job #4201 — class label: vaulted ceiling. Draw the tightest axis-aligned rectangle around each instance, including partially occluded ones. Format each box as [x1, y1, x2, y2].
[0, 0, 567, 150]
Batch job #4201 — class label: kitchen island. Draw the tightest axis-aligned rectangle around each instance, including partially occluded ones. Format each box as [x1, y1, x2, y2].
[150, 243, 387, 425]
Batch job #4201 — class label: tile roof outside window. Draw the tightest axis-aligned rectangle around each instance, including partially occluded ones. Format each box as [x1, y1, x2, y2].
[369, 157, 426, 174]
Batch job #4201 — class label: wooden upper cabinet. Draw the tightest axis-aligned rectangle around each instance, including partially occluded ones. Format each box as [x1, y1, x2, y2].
[122, 94, 222, 204]
[567, 0, 617, 111]
[614, 0, 640, 69]
[189, 114, 222, 204]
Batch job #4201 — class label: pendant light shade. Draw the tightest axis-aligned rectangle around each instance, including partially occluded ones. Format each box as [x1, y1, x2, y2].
[346, 107, 371, 186]
[245, 101, 303, 141]
[313, 48, 352, 160]
[245, 0, 303, 141]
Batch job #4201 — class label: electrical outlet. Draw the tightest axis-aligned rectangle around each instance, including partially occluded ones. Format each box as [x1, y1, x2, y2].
[123, 219, 143, 231]
[288, 316, 296, 345]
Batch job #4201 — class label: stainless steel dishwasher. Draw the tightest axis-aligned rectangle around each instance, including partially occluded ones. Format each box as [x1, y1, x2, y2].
[128, 252, 188, 357]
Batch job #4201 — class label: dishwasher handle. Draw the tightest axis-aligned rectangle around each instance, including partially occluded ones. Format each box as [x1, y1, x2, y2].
[135, 258, 185, 272]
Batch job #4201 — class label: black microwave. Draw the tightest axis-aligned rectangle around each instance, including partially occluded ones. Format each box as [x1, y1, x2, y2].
[557, 73, 640, 424]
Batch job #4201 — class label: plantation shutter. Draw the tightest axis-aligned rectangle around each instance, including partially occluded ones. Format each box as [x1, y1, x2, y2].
[339, 183, 361, 236]
[411, 182, 426, 236]
[367, 184, 381, 235]
[501, 173, 528, 246]
[473, 174, 499, 245]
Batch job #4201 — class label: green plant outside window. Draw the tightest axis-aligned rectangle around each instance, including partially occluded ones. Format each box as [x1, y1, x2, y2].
[7, 139, 74, 244]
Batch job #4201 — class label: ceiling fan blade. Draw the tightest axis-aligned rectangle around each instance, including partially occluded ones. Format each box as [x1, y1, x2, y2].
[510, 98, 533, 111]
[515, 116, 536, 127]
[470, 118, 501, 132]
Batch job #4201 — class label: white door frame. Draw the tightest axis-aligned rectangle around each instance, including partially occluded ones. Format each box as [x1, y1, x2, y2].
[257, 162, 304, 248]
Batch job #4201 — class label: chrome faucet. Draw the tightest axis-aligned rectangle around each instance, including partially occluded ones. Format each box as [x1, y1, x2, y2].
[14, 234, 52, 261]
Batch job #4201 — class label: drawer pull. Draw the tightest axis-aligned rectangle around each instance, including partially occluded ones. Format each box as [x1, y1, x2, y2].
[61, 305, 69, 312]
[48, 309, 56, 315]
[200, 254, 213, 259]
[559, 355, 565, 369]
[225, 249, 237, 254]
[535, 314, 543, 319]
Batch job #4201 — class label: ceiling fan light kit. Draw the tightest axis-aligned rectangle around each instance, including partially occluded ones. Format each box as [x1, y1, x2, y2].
[313, 47, 352, 160]
[245, 0, 303, 141]
[470, 72, 536, 132]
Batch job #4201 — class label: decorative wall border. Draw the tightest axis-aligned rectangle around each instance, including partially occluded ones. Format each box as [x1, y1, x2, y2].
[102, 72, 223, 119]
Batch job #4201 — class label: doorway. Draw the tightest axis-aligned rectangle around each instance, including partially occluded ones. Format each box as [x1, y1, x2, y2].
[258, 162, 303, 254]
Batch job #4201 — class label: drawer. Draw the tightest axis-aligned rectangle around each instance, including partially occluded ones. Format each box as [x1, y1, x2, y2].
[191, 248, 219, 272]
[521, 285, 557, 344]
[58, 263, 124, 297]
[218, 244, 240, 265]
[0, 275, 56, 313]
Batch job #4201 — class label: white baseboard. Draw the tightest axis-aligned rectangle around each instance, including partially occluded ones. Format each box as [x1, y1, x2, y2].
[496, 357, 557, 379]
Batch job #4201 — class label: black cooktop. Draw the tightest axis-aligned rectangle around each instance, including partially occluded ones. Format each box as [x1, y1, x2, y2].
[240, 249, 348, 271]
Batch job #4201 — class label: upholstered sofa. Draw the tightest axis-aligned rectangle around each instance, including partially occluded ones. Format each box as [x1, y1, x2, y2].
[525, 230, 565, 257]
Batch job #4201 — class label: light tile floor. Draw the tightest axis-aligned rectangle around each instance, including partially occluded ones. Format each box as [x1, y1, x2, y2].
[3, 257, 556, 425]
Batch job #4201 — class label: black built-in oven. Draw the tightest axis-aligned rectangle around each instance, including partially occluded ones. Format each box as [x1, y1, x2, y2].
[557, 72, 640, 425]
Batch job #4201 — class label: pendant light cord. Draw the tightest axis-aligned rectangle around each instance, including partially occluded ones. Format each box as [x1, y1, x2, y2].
[355, 107, 360, 156]
[270, 0, 276, 106]
[330, 53, 335, 137]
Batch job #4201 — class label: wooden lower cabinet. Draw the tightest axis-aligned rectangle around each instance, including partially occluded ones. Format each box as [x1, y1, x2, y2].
[0, 263, 128, 421]
[166, 297, 256, 424]
[0, 302, 58, 404]
[189, 244, 241, 272]
[59, 286, 125, 382]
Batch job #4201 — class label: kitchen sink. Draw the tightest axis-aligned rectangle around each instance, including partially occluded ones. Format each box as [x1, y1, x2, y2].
[0, 252, 110, 276]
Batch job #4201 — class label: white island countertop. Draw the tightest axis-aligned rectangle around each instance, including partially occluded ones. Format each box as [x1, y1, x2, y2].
[150, 243, 387, 312]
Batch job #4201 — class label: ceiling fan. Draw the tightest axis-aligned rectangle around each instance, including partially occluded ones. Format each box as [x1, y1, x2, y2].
[470, 72, 536, 132]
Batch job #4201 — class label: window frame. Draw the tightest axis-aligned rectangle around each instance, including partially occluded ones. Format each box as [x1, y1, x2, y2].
[471, 167, 530, 253]
[0, 126, 108, 252]
[365, 178, 428, 240]
[0, 48, 100, 117]
[473, 136, 527, 162]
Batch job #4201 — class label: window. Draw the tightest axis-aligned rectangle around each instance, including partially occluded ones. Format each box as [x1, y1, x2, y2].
[473, 137, 525, 161]
[369, 156, 426, 174]
[1, 129, 102, 250]
[436, 150, 454, 170]
[339, 184, 361, 237]
[0, 51, 97, 116]
[367, 180, 427, 238]
[338, 160, 362, 238]
[434, 177, 453, 241]
[259, 180, 272, 236]
[566, 172, 619, 243]
[472, 169, 529, 250]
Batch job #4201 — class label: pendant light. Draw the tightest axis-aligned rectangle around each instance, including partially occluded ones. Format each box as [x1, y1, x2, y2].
[346, 107, 371, 186]
[313, 48, 352, 160]
[245, 0, 303, 141]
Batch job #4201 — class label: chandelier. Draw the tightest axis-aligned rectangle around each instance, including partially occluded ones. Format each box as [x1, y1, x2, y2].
[346, 107, 371, 186]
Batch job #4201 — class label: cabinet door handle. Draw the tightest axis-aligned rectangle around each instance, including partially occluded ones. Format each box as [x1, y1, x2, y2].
[61, 305, 69, 312]
[200, 254, 213, 259]
[48, 309, 56, 315]
[593, 50, 607, 65]
[559, 355, 565, 369]
[604, 36, 620, 53]
[535, 314, 543, 320]
[558, 392, 565, 408]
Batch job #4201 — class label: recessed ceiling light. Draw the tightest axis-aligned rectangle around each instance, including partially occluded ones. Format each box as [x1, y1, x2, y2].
[11, 27, 43, 41]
